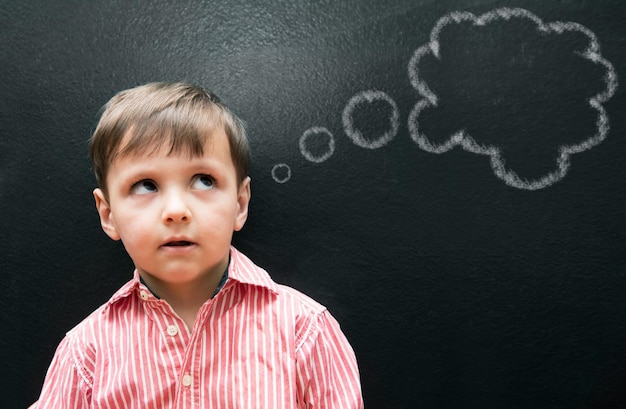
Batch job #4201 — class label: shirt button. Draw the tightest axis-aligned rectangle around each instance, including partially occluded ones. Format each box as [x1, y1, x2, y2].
[182, 374, 193, 387]
[140, 291, 150, 300]
[166, 325, 178, 336]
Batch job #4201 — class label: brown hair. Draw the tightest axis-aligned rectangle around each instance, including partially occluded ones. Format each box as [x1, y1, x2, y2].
[89, 82, 249, 195]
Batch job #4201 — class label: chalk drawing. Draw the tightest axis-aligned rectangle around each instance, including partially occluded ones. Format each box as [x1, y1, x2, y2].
[299, 126, 336, 163]
[271, 163, 291, 184]
[272, 7, 617, 187]
[272, 127, 333, 184]
[408, 7, 618, 190]
[342, 90, 400, 149]
[273, 91, 400, 183]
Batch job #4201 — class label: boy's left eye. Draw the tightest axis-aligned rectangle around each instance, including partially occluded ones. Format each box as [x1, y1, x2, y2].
[191, 174, 214, 190]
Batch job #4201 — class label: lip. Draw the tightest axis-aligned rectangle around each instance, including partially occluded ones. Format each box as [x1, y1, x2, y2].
[160, 237, 197, 253]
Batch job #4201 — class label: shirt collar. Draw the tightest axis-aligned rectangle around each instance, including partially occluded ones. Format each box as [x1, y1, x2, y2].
[107, 246, 279, 305]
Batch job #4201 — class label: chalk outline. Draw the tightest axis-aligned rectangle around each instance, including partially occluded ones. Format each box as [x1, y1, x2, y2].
[342, 90, 400, 149]
[407, 7, 618, 190]
[271, 163, 291, 183]
[299, 126, 336, 163]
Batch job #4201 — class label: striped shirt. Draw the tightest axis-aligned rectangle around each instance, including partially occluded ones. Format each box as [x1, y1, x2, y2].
[33, 247, 363, 408]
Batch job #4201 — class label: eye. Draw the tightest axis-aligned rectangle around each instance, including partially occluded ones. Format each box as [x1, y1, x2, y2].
[191, 174, 215, 190]
[131, 180, 157, 195]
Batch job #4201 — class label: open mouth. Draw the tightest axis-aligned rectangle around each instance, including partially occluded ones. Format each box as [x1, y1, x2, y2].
[164, 241, 194, 247]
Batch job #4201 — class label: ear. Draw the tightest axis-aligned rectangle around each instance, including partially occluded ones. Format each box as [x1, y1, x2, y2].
[234, 177, 251, 232]
[93, 188, 121, 241]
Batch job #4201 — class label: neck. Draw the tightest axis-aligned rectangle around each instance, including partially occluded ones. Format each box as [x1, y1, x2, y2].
[140, 265, 227, 330]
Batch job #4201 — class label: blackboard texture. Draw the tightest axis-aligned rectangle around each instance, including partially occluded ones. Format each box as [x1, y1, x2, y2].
[2, 0, 625, 408]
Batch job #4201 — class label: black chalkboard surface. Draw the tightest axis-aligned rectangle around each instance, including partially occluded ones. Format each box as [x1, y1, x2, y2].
[1, 0, 625, 407]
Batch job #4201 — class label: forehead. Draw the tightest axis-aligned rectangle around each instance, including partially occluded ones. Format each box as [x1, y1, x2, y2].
[109, 127, 234, 174]
[115, 120, 229, 158]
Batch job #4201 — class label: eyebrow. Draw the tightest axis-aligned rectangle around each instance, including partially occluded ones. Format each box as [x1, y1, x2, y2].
[118, 157, 229, 180]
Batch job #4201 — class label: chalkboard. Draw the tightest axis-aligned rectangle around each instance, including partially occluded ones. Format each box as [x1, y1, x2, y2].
[1, 0, 625, 407]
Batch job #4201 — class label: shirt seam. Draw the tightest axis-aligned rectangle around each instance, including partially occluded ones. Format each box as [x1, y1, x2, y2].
[295, 309, 326, 353]
[69, 338, 95, 388]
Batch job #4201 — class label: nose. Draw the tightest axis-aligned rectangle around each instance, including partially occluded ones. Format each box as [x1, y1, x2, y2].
[162, 190, 192, 224]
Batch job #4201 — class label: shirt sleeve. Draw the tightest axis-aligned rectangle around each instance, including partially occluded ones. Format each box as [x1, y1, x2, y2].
[35, 334, 93, 408]
[295, 310, 364, 409]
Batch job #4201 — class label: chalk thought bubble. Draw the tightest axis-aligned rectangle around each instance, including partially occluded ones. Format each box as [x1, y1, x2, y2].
[408, 7, 618, 190]
[299, 126, 335, 163]
[273, 7, 617, 190]
[342, 90, 399, 149]
[271, 163, 291, 184]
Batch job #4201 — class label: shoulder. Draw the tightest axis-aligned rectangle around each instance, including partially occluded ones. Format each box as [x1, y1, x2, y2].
[62, 278, 140, 352]
[271, 284, 336, 351]
[229, 247, 334, 336]
[273, 283, 327, 316]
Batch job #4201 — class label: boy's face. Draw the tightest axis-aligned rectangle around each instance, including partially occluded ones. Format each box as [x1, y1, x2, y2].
[93, 128, 250, 287]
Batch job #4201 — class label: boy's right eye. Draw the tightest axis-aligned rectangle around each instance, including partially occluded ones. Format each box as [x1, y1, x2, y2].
[131, 180, 157, 195]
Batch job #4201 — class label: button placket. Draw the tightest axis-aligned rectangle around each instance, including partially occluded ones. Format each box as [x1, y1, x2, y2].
[166, 324, 179, 337]
[139, 290, 150, 301]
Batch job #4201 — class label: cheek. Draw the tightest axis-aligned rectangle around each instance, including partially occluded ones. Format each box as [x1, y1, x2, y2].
[112, 215, 148, 244]
[197, 206, 235, 231]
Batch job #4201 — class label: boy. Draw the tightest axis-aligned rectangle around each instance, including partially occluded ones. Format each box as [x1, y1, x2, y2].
[32, 82, 363, 408]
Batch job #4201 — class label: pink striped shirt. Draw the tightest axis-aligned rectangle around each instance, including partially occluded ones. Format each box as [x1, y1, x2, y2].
[33, 247, 363, 408]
